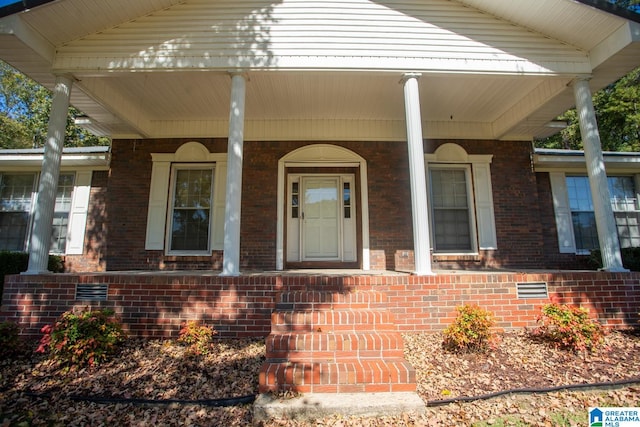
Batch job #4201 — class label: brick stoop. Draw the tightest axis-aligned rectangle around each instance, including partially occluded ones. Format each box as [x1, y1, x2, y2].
[258, 290, 418, 394]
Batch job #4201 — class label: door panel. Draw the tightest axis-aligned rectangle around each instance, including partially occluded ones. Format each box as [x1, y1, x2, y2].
[302, 177, 340, 260]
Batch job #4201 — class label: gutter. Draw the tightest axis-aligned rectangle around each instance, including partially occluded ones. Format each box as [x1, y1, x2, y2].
[0, 1, 56, 19]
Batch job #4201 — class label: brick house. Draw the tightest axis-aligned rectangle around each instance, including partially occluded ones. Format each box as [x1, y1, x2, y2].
[1, 0, 639, 397]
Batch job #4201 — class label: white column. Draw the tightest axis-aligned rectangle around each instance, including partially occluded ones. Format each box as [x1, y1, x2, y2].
[221, 73, 246, 276]
[26, 75, 73, 274]
[573, 78, 627, 272]
[402, 73, 433, 275]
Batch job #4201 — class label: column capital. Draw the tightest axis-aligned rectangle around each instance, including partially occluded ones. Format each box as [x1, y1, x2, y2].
[400, 72, 422, 84]
[228, 71, 250, 82]
[570, 75, 592, 86]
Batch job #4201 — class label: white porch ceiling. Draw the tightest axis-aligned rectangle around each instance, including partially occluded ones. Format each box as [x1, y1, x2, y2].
[0, 0, 639, 141]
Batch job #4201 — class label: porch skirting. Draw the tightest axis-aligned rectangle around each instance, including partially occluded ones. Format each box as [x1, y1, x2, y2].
[1, 271, 639, 338]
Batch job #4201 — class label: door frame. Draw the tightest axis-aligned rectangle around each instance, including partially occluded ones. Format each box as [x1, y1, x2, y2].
[276, 144, 370, 270]
[287, 172, 358, 264]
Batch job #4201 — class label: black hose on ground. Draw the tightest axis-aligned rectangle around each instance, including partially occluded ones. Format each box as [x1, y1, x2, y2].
[25, 391, 256, 407]
[23, 377, 640, 408]
[426, 377, 640, 407]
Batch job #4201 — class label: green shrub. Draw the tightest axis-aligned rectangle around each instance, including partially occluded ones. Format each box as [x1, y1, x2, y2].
[531, 303, 605, 352]
[588, 247, 640, 271]
[0, 321, 26, 359]
[442, 304, 497, 353]
[39, 308, 126, 368]
[177, 321, 218, 356]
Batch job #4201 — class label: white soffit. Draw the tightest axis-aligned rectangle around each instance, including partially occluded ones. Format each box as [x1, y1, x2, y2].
[0, 0, 638, 141]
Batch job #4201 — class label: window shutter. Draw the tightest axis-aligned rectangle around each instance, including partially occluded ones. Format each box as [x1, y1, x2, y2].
[145, 161, 170, 250]
[212, 162, 226, 250]
[473, 163, 497, 249]
[549, 172, 576, 253]
[65, 171, 92, 255]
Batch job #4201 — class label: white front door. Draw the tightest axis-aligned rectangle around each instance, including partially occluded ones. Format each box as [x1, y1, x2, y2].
[301, 177, 340, 260]
[286, 173, 357, 263]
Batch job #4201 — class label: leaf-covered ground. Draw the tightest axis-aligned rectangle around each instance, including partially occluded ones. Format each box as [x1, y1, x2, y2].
[1, 331, 639, 426]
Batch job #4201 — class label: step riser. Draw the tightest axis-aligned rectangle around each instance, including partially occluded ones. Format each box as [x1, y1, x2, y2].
[271, 311, 397, 333]
[266, 332, 404, 357]
[267, 350, 406, 361]
[259, 361, 417, 394]
[279, 291, 387, 305]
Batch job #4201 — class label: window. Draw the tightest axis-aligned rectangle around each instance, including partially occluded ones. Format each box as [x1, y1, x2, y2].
[0, 172, 76, 253]
[429, 167, 473, 252]
[168, 165, 215, 254]
[0, 173, 36, 251]
[51, 173, 75, 253]
[425, 143, 497, 253]
[566, 175, 640, 252]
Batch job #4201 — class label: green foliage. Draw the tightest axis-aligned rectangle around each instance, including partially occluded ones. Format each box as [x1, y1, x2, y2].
[0, 321, 26, 359]
[177, 321, 218, 356]
[443, 304, 497, 353]
[40, 308, 126, 368]
[535, 66, 640, 152]
[531, 303, 605, 352]
[0, 60, 110, 149]
[587, 247, 640, 271]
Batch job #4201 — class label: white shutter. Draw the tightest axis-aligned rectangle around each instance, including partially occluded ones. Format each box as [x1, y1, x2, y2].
[212, 162, 226, 250]
[65, 171, 92, 255]
[145, 161, 170, 250]
[473, 163, 497, 249]
[549, 172, 576, 253]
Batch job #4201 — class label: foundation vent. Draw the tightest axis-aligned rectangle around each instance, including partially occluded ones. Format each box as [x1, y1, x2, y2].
[516, 282, 548, 299]
[76, 284, 108, 301]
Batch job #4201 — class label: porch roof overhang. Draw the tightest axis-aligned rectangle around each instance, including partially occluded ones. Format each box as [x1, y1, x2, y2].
[0, 0, 639, 142]
[533, 147, 640, 174]
[0, 146, 111, 169]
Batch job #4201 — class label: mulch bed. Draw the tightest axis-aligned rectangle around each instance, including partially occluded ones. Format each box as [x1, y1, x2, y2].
[1, 330, 639, 426]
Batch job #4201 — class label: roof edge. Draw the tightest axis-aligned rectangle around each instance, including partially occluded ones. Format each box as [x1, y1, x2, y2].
[0, 0, 57, 19]
[575, 0, 640, 24]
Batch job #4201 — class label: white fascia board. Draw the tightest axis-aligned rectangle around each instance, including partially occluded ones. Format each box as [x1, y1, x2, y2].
[0, 152, 111, 170]
[533, 151, 640, 173]
[144, 118, 496, 141]
[54, 55, 592, 76]
[590, 21, 640, 70]
[0, 15, 55, 63]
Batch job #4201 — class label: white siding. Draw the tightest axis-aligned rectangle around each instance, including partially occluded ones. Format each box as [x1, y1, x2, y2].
[54, 0, 589, 75]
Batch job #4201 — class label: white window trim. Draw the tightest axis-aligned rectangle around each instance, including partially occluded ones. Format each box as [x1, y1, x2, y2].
[166, 163, 216, 256]
[425, 143, 497, 253]
[145, 142, 227, 253]
[428, 164, 478, 254]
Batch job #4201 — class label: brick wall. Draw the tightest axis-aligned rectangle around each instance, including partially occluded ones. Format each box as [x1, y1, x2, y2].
[100, 138, 554, 272]
[2, 272, 637, 339]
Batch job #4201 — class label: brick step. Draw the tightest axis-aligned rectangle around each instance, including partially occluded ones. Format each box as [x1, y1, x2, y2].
[276, 290, 388, 311]
[265, 332, 405, 361]
[259, 360, 417, 394]
[270, 310, 397, 333]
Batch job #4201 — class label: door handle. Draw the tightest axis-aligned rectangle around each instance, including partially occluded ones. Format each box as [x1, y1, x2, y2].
[301, 211, 304, 220]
